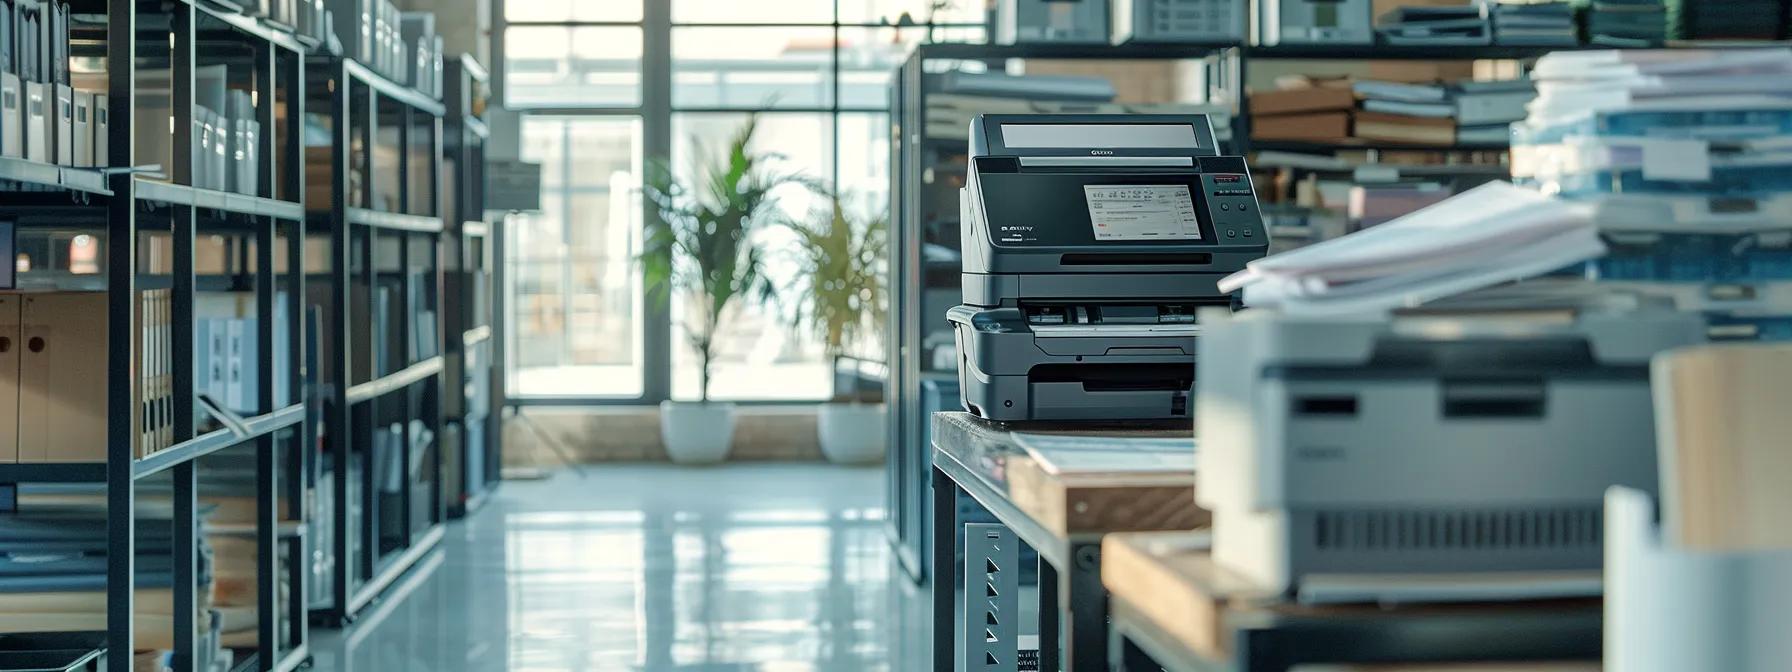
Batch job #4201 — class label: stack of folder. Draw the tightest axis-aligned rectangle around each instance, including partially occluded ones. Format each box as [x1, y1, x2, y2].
[1580, 0, 1668, 46]
[1453, 78, 1535, 144]
[1476, 0, 1579, 45]
[1664, 0, 1783, 40]
[1375, 5, 1493, 45]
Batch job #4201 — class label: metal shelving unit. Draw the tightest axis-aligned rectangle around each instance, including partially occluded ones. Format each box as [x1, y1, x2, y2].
[303, 52, 447, 628]
[441, 55, 499, 520]
[0, 1, 316, 671]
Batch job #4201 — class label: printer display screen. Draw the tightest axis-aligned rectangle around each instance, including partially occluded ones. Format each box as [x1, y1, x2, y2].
[1083, 185, 1203, 241]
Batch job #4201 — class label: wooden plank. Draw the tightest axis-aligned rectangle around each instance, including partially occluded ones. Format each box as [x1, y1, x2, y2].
[1102, 532, 1605, 668]
[1652, 343, 1792, 550]
[1103, 532, 1241, 661]
[1011, 456, 1209, 537]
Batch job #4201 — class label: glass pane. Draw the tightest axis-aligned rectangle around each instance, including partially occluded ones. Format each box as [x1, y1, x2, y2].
[669, 113, 834, 401]
[672, 0, 833, 24]
[507, 0, 642, 22]
[505, 27, 643, 108]
[837, 27, 923, 109]
[673, 28, 834, 109]
[508, 117, 645, 398]
[838, 0, 988, 24]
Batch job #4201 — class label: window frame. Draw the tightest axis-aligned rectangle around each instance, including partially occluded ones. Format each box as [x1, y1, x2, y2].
[495, 0, 978, 404]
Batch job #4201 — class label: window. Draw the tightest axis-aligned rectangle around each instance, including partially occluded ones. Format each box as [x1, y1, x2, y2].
[670, 113, 834, 401]
[499, 0, 981, 402]
[508, 117, 646, 398]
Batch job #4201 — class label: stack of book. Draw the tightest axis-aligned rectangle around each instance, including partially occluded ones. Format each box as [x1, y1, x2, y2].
[1250, 78, 1461, 146]
[1454, 78, 1536, 144]
[1664, 0, 1783, 40]
[1375, 5, 1493, 45]
[1514, 48, 1792, 341]
[1476, 0, 1579, 44]
[1581, 0, 1669, 46]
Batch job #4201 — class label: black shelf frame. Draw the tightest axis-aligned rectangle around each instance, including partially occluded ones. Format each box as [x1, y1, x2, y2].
[441, 55, 500, 520]
[303, 52, 448, 629]
[0, 2, 322, 672]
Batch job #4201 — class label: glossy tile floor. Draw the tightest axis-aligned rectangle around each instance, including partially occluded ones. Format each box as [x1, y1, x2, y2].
[309, 464, 932, 671]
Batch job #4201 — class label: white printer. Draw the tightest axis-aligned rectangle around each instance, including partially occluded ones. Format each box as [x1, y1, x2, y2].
[1196, 304, 1706, 602]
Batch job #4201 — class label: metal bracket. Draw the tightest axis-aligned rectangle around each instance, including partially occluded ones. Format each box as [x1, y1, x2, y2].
[964, 523, 1020, 672]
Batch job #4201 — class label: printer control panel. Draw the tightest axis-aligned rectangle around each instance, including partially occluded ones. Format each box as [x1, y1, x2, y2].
[1201, 174, 1265, 242]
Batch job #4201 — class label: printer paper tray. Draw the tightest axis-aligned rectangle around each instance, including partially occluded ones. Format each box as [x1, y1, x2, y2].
[1030, 324, 1200, 338]
[1297, 570, 1602, 605]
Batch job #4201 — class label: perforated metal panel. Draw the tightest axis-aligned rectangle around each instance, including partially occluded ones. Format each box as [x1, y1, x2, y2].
[964, 523, 1021, 672]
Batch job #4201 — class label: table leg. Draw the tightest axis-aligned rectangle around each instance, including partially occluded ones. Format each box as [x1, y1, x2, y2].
[1063, 542, 1109, 670]
[1110, 625, 1161, 672]
[1038, 553, 1059, 671]
[931, 465, 959, 672]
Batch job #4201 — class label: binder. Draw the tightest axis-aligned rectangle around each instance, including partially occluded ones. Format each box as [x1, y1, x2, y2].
[91, 93, 105, 167]
[225, 318, 244, 413]
[194, 316, 212, 429]
[207, 317, 228, 410]
[1, 74, 19, 158]
[193, 108, 210, 189]
[70, 89, 87, 167]
[48, 3, 66, 166]
[0, 296, 19, 462]
[157, 290, 170, 451]
[22, 80, 43, 161]
[240, 315, 259, 413]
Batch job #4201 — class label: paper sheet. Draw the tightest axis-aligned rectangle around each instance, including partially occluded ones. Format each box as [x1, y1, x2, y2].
[1011, 433, 1196, 476]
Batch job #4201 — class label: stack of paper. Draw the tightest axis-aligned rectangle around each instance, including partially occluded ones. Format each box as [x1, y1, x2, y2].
[1011, 434, 1195, 476]
[1515, 48, 1792, 342]
[1220, 181, 1604, 314]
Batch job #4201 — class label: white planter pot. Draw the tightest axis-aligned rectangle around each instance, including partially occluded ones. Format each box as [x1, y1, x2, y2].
[659, 401, 735, 465]
[817, 403, 885, 465]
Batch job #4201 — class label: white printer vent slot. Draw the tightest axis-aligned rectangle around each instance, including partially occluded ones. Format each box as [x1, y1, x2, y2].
[1312, 507, 1603, 552]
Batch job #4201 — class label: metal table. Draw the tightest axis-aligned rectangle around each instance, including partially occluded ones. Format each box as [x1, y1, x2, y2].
[930, 411, 1199, 671]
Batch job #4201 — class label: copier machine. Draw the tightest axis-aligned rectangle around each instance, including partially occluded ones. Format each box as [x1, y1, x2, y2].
[950, 114, 1269, 422]
[1195, 303, 1707, 602]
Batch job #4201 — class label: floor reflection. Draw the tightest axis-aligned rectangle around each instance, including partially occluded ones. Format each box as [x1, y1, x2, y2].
[309, 464, 927, 672]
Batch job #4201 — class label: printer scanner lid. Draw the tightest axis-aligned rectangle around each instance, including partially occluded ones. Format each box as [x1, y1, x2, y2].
[970, 114, 1221, 161]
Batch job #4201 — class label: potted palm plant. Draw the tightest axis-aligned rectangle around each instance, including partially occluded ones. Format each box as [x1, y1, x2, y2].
[642, 115, 801, 464]
[784, 196, 889, 464]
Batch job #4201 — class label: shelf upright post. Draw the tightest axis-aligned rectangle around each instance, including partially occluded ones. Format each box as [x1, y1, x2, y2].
[355, 84, 378, 591]
[278, 47, 311, 654]
[327, 58, 353, 629]
[169, 3, 201, 670]
[253, 36, 280, 672]
[397, 206, 413, 542]
[105, 0, 138, 670]
[429, 108, 445, 530]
